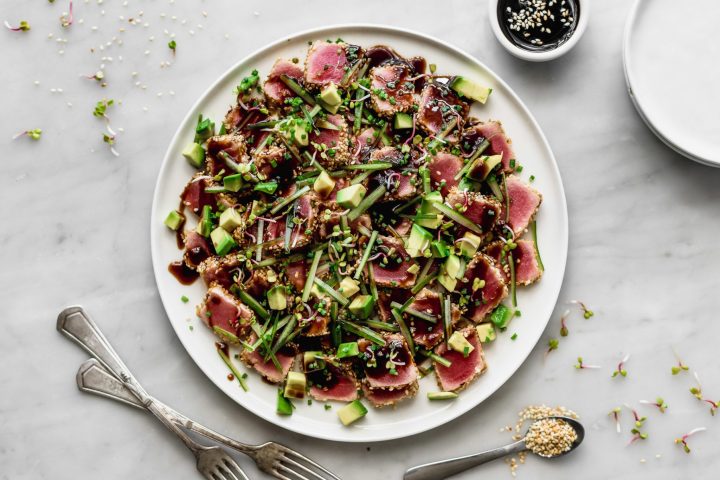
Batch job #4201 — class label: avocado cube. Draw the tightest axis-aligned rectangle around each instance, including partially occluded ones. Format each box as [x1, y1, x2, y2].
[320, 83, 342, 107]
[219, 207, 244, 232]
[431, 239, 450, 258]
[293, 122, 309, 146]
[449, 76, 492, 104]
[476, 323, 496, 343]
[394, 112, 413, 130]
[303, 351, 325, 370]
[313, 171, 336, 198]
[407, 263, 420, 275]
[469, 154, 503, 181]
[210, 226, 236, 256]
[448, 331, 475, 357]
[164, 210, 184, 231]
[349, 294, 374, 319]
[267, 285, 287, 310]
[338, 277, 360, 298]
[182, 142, 205, 168]
[337, 400, 368, 426]
[337, 341, 360, 359]
[196, 205, 213, 237]
[490, 304, 513, 329]
[437, 271, 457, 292]
[405, 223, 433, 258]
[443, 254, 465, 279]
[283, 371, 306, 399]
[417, 191, 444, 229]
[223, 173, 244, 192]
[336, 184, 366, 209]
[458, 232, 481, 258]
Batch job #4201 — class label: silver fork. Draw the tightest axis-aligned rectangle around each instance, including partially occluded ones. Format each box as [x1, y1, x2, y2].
[57, 306, 248, 480]
[59, 305, 342, 480]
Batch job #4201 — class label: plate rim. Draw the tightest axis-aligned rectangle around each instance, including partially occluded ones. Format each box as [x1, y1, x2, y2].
[622, 0, 720, 168]
[150, 23, 569, 442]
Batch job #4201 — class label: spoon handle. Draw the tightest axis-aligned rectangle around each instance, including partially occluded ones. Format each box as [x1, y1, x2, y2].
[404, 440, 526, 480]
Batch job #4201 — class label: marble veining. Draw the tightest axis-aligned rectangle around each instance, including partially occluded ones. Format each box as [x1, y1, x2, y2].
[1, 1, 719, 479]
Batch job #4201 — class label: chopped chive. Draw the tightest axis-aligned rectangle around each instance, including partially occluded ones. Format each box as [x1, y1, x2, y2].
[339, 320, 386, 346]
[255, 133, 273, 154]
[486, 175, 503, 201]
[391, 308, 416, 353]
[360, 319, 399, 332]
[217, 346, 249, 391]
[368, 261, 379, 301]
[420, 349, 452, 368]
[354, 230, 378, 280]
[453, 140, 490, 181]
[270, 185, 310, 215]
[411, 273, 437, 295]
[279, 74, 316, 105]
[351, 170, 373, 185]
[531, 220, 544, 271]
[313, 277, 350, 306]
[508, 251, 517, 307]
[394, 196, 422, 214]
[204, 185, 227, 194]
[432, 202, 483, 235]
[419, 166, 431, 194]
[442, 294, 452, 345]
[348, 185, 386, 221]
[302, 250, 323, 302]
[353, 86, 365, 134]
[344, 162, 393, 171]
[390, 302, 438, 323]
[503, 174, 510, 223]
[218, 150, 242, 173]
[268, 315, 297, 358]
[237, 289, 270, 320]
[246, 119, 278, 129]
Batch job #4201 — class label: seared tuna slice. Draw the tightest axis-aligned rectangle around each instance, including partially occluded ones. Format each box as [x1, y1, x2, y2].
[459, 253, 508, 322]
[304, 41, 350, 89]
[241, 338, 296, 383]
[352, 127, 377, 159]
[358, 334, 418, 389]
[183, 230, 213, 268]
[372, 170, 417, 202]
[433, 327, 486, 392]
[286, 259, 307, 293]
[223, 104, 269, 139]
[473, 121, 516, 173]
[370, 235, 418, 288]
[307, 363, 359, 402]
[197, 254, 241, 288]
[368, 63, 416, 117]
[406, 288, 460, 349]
[428, 152, 463, 196]
[484, 239, 542, 285]
[196, 284, 254, 342]
[377, 288, 412, 322]
[303, 313, 331, 337]
[370, 146, 405, 165]
[263, 58, 304, 107]
[500, 175, 542, 237]
[283, 192, 317, 251]
[307, 114, 351, 169]
[242, 268, 274, 298]
[362, 381, 418, 408]
[207, 134, 247, 176]
[445, 187, 502, 235]
[417, 82, 469, 136]
[317, 210, 371, 240]
[392, 217, 413, 236]
[181, 175, 216, 215]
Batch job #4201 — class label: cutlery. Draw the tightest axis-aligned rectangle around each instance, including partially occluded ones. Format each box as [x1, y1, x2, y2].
[58, 305, 341, 480]
[404, 416, 584, 480]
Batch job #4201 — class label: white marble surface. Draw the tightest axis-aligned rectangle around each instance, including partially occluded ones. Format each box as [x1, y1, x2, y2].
[1, 1, 719, 479]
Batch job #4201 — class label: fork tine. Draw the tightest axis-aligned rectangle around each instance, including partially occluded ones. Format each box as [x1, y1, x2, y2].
[277, 464, 311, 480]
[222, 458, 247, 480]
[218, 462, 240, 480]
[279, 456, 327, 480]
[281, 449, 341, 480]
[270, 468, 295, 480]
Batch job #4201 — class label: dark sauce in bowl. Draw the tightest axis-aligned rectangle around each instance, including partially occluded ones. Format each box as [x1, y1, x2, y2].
[498, 0, 580, 52]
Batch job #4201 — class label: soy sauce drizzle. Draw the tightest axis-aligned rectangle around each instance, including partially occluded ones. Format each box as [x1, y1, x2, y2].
[498, 0, 579, 52]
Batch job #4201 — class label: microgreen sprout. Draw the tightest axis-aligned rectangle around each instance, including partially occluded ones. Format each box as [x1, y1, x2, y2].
[671, 349, 689, 375]
[559, 309, 570, 337]
[674, 427, 706, 454]
[60, 1, 73, 28]
[103, 124, 119, 156]
[611, 354, 630, 378]
[546, 338, 559, 355]
[609, 407, 622, 433]
[93, 99, 114, 119]
[83, 71, 106, 86]
[4, 20, 30, 31]
[168, 39, 177, 54]
[12, 129, 42, 140]
[627, 406, 648, 444]
[639, 397, 668, 413]
[569, 300, 594, 319]
[690, 373, 719, 414]
[574, 357, 600, 370]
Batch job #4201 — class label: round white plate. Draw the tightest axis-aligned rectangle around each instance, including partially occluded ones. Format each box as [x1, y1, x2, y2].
[623, 0, 720, 167]
[151, 24, 568, 443]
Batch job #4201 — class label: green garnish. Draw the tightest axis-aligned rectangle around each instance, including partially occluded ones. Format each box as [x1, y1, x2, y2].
[168, 40, 177, 52]
[235, 69, 260, 95]
[354, 230, 378, 280]
[302, 250, 322, 302]
[217, 346, 249, 391]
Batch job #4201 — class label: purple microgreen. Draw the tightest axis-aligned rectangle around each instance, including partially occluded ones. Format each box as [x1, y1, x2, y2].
[689, 372, 703, 400]
[611, 354, 630, 378]
[60, 1, 73, 28]
[703, 399, 719, 416]
[559, 309, 570, 337]
[12, 129, 42, 140]
[574, 357, 600, 370]
[4, 20, 30, 31]
[93, 98, 114, 119]
[609, 407, 622, 434]
[627, 406, 648, 444]
[671, 349, 690, 375]
[83, 70, 106, 86]
[675, 427, 706, 454]
[103, 125, 119, 156]
[639, 397, 668, 413]
[569, 299, 594, 319]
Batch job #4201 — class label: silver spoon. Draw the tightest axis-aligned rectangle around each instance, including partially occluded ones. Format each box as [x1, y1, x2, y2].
[404, 416, 584, 480]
